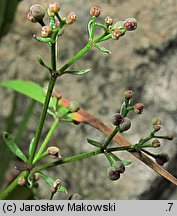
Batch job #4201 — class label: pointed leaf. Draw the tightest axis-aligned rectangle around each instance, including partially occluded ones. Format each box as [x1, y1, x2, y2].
[87, 138, 102, 148]
[28, 137, 35, 159]
[58, 186, 68, 193]
[94, 43, 111, 54]
[59, 107, 69, 115]
[3, 132, 28, 163]
[120, 101, 127, 115]
[62, 69, 91, 75]
[39, 172, 67, 193]
[88, 20, 94, 39]
[37, 56, 52, 72]
[39, 172, 53, 185]
[0, 79, 54, 109]
[109, 152, 132, 166]
[47, 109, 56, 118]
[0, 80, 45, 104]
[121, 159, 132, 166]
[60, 117, 73, 122]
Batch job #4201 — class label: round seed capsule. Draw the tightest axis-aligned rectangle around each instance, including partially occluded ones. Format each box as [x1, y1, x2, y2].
[123, 18, 137, 31]
[107, 167, 120, 181]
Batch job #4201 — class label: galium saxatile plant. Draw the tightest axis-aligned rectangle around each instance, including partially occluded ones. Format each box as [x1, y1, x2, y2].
[0, 2, 176, 200]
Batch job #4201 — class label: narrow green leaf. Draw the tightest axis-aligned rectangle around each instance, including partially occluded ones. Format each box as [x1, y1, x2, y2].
[28, 137, 35, 159]
[37, 56, 52, 72]
[120, 159, 132, 166]
[50, 97, 57, 111]
[59, 107, 69, 115]
[87, 138, 102, 148]
[0, 80, 78, 120]
[94, 43, 111, 54]
[109, 152, 132, 166]
[47, 109, 56, 118]
[39, 172, 54, 185]
[3, 132, 28, 163]
[60, 117, 73, 122]
[39, 172, 67, 193]
[120, 101, 127, 115]
[62, 69, 91, 75]
[0, 80, 45, 104]
[0, 79, 54, 109]
[88, 20, 94, 39]
[58, 186, 68, 193]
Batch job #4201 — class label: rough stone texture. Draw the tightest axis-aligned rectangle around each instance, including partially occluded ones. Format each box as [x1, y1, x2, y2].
[0, 0, 177, 199]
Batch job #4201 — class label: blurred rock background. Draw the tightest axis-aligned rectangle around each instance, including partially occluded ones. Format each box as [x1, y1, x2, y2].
[0, 0, 177, 199]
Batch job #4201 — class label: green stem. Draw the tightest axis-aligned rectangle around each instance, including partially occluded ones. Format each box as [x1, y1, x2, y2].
[95, 22, 107, 30]
[55, 13, 63, 24]
[1, 143, 149, 199]
[90, 16, 96, 40]
[154, 135, 169, 140]
[120, 99, 130, 117]
[58, 42, 92, 75]
[38, 57, 52, 73]
[102, 127, 118, 149]
[49, 16, 55, 29]
[109, 143, 153, 152]
[51, 42, 57, 71]
[104, 151, 114, 166]
[33, 118, 59, 164]
[0, 171, 28, 200]
[33, 145, 138, 173]
[36, 151, 49, 162]
[94, 32, 108, 43]
[107, 146, 135, 152]
[99, 34, 112, 42]
[58, 32, 110, 76]
[139, 134, 154, 145]
[33, 149, 101, 172]
[28, 75, 57, 166]
[108, 152, 121, 161]
[28, 43, 58, 166]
